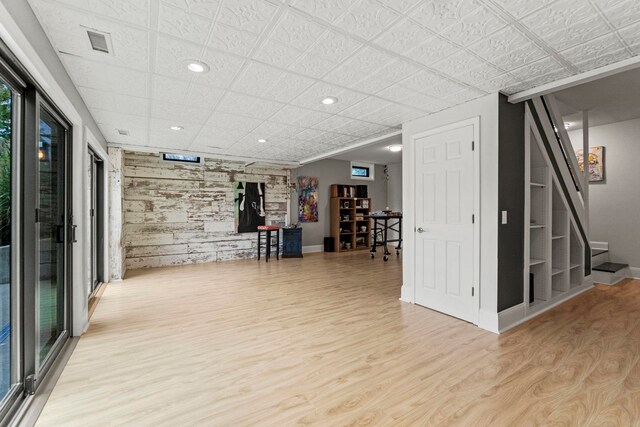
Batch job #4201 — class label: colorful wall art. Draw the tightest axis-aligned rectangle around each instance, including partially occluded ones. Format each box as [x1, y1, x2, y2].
[298, 176, 319, 222]
[576, 146, 605, 182]
[233, 181, 266, 233]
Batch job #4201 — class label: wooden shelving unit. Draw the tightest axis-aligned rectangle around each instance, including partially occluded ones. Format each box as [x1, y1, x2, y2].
[524, 123, 585, 315]
[330, 185, 371, 253]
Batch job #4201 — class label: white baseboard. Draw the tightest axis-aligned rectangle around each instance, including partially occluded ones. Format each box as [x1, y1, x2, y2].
[302, 245, 323, 254]
[627, 266, 640, 279]
[590, 241, 608, 250]
[399, 284, 413, 303]
[478, 309, 499, 334]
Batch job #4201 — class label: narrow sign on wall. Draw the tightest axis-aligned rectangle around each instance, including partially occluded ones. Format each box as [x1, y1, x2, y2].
[234, 181, 266, 233]
[298, 176, 319, 222]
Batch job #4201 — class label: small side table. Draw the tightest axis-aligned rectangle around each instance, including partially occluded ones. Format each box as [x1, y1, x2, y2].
[282, 227, 303, 258]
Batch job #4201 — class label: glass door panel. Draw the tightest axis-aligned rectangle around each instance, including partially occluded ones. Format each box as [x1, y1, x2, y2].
[0, 81, 12, 401]
[37, 107, 67, 367]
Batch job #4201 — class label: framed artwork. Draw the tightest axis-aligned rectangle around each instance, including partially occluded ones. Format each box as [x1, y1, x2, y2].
[233, 181, 266, 233]
[298, 176, 319, 222]
[575, 146, 605, 182]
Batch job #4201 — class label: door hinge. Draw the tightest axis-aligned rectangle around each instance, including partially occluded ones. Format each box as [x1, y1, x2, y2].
[472, 140, 475, 151]
[25, 374, 36, 395]
[472, 287, 475, 297]
[472, 214, 475, 224]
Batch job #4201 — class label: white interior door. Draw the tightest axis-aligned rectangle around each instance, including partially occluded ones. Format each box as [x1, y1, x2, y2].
[414, 124, 475, 322]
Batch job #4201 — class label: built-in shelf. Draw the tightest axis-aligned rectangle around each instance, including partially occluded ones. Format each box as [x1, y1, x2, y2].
[530, 224, 545, 229]
[570, 264, 580, 270]
[552, 235, 565, 240]
[530, 182, 546, 188]
[530, 258, 546, 266]
[552, 268, 563, 276]
[530, 299, 545, 308]
[552, 290, 564, 298]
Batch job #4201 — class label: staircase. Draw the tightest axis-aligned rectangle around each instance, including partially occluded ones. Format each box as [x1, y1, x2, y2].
[590, 244, 629, 285]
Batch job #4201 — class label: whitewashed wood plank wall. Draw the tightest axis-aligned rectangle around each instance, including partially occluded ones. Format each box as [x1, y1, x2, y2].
[121, 150, 290, 270]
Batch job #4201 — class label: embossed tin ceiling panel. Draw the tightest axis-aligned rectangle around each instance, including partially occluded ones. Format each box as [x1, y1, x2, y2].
[28, 0, 640, 162]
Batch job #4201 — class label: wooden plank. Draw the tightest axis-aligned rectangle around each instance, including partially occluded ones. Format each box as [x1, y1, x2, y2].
[204, 221, 235, 233]
[126, 244, 188, 258]
[126, 165, 204, 181]
[126, 212, 188, 223]
[125, 222, 205, 234]
[124, 233, 174, 247]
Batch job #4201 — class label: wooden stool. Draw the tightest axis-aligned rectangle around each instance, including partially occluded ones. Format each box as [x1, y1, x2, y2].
[257, 225, 281, 262]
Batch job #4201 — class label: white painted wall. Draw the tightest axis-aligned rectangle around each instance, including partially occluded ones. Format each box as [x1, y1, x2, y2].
[569, 118, 640, 272]
[402, 93, 500, 332]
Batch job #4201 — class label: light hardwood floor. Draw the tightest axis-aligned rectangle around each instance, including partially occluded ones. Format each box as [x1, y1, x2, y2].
[37, 253, 640, 426]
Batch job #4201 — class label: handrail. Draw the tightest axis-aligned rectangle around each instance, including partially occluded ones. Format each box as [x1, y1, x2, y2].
[541, 95, 586, 197]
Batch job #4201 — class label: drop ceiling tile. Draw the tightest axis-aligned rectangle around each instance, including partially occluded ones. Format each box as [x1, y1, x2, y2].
[322, 64, 369, 90]
[186, 83, 226, 109]
[312, 114, 358, 132]
[291, 82, 368, 112]
[430, 51, 488, 76]
[206, 112, 263, 131]
[536, 18, 612, 52]
[290, 54, 336, 79]
[372, 58, 422, 83]
[373, 18, 432, 54]
[293, 109, 334, 128]
[407, 36, 461, 67]
[619, 22, 640, 51]
[150, 99, 213, 125]
[290, 0, 352, 24]
[162, 0, 221, 19]
[268, 105, 311, 125]
[487, 45, 547, 72]
[349, 76, 394, 94]
[338, 96, 394, 120]
[509, 56, 568, 82]
[195, 127, 244, 146]
[232, 61, 285, 97]
[468, 26, 536, 61]
[440, 6, 506, 46]
[334, 0, 400, 40]
[600, 1, 640, 28]
[375, 0, 422, 14]
[446, 86, 487, 104]
[271, 10, 327, 51]
[198, 48, 247, 87]
[79, 87, 149, 116]
[53, 0, 150, 27]
[427, 79, 469, 99]
[253, 38, 304, 68]
[61, 55, 148, 97]
[306, 30, 363, 63]
[522, 0, 602, 37]
[399, 93, 453, 112]
[150, 75, 191, 105]
[217, 0, 279, 34]
[376, 83, 417, 103]
[409, 0, 480, 34]
[399, 70, 452, 92]
[262, 72, 316, 103]
[340, 46, 397, 76]
[453, 63, 505, 88]
[558, 33, 627, 65]
[571, 49, 632, 73]
[92, 109, 148, 130]
[489, 0, 556, 19]
[217, 92, 286, 120]
[158, 2, 213, 44]
[208, 23, 261, 57]
[154, 34, 203, 81]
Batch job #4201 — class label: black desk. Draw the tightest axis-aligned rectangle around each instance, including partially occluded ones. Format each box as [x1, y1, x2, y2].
[368, 213, 402, 261]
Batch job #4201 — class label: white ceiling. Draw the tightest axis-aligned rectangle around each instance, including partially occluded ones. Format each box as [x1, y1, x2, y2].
[331, 134, 401, 164]
[555, 68, 640, 129]
[28, 0, 640, 163]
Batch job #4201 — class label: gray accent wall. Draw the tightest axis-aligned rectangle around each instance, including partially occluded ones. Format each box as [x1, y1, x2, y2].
[497, 95, 525, 312]
[569, 118, 640, 269]
[290, 159, 387, 248]
[2, 0, 106, 149]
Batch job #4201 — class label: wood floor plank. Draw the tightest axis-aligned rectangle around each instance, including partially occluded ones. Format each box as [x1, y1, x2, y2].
[36, 254, 640, 426]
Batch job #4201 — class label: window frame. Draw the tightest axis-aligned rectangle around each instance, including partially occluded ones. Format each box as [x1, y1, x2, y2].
[350, 161, 375, 181]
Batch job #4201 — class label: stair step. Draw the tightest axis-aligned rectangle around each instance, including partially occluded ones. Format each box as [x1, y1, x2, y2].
[591, 249, 608, 257]
[593, 262, 628, 273]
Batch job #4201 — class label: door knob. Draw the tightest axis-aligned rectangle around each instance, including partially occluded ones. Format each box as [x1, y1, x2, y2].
[416, 227, 425, 233]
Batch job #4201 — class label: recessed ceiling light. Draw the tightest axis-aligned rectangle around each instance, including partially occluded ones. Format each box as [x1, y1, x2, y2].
[257, 138, 267, 143]
[170, 126, 184, 131]
[388, 145, 402, 152]
[564, 122, 572, 129]
[186, 60, 209, 73]
[321, 96, 338, 105]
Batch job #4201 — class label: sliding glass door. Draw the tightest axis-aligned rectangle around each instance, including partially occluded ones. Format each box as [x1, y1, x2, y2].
[0, 77, 15, 405]
[36, 106, 68, 368]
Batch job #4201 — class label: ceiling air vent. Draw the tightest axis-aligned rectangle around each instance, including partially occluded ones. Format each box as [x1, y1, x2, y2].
[117, 129, 130, 136]
[87, 30, 111, 54]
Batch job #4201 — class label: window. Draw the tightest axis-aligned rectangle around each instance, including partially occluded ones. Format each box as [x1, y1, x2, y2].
[162, 153, 201, 164]
[350, 161, 375, 181]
